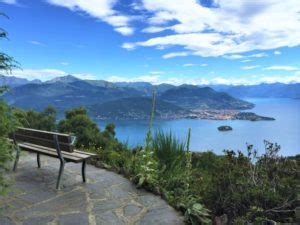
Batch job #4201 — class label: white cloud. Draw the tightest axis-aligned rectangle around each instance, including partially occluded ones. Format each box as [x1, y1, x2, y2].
[274, 50, 281, 55]
[183, 63, 207, 67]
[241, 65, 261, 70]
[241, 59, 252, 63]
[60, 62, 69, 66]
[0, 0, 17, 4]
[224, 54, 245, 60]
[107, 75, 160, 84]
[249, 53, 268, 58]
[107, 73, 300, 86]
[264, 65, 299, 71]
[6, 68, 95, 81]
[114, 26, 134, 36]
[47, 0, 134, 35]
[149, 71, 164, 75]
[28, 41, 45, 46]
[183, 63, 196, 67]
[163, 51, 190, 59]
[123, 0, 300, 58]
[121, 43, 136, 50]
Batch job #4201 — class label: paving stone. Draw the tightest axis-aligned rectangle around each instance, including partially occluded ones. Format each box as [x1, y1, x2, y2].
[108, 186, 132, 200]
[1, 198, 28, 215]
[58, 213, 89, 225]
[15, 190, 87, 219]
[137, 207, 183, 225]
[0, 153, 184, 225]
[95, 211, 125, 225]
[23, 215, 55, 225]
[0, 217, 16, 225]
[123, 204, 143, 217]
[93, 200, 121, 214]
[138, 194, 166, 209]
[18, 189, 57, 204]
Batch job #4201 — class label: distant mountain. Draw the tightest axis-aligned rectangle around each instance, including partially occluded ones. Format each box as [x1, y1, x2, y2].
[88, 97, 188, 120]
[3, 79, 143, 111]
[160, 85, 254, 110]
[0, 75, 41, 88]
[45, 75, 80, 84]
[9, 75, 300, 120]
[114, 82, 175, 95]
[202, 83, 300, 99]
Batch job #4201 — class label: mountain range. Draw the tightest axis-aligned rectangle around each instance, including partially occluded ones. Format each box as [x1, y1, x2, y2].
[1, 75, 299, 119]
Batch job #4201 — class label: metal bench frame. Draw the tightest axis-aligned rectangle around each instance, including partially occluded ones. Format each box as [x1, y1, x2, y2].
[12, 129, 94, 189]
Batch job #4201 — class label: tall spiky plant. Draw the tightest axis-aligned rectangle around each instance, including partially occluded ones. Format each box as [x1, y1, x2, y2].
[145, 90, 156, 150]
[134, 90, 158, 188]
[185, 128, 192, 190]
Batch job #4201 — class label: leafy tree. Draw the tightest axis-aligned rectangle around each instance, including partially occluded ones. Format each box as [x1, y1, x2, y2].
[0, 14, 19, 196]
[58, 107, 102, 148]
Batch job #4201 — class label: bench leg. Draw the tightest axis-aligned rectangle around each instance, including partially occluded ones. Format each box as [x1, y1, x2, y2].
[37, 153, 41, 168]
[56, 159, 65, 189]
[82, 160, 86, 183]
[13, 146, 20, 172]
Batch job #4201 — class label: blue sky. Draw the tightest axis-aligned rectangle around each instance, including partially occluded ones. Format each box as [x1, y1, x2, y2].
[0, 0, 300, 85]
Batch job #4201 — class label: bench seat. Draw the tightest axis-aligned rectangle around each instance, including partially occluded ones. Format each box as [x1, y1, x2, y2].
[11, 127, 97, 189]
[18, 142, 94, 163]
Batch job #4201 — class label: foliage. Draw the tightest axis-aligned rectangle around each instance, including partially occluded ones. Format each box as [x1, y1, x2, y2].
[0, 13, 19, 196]
[13, 106, 57, 131]
[194, 141, 299, 223]
[0, 101, 14, 195]
[132, 91, 159, 189]
[151, 129, 211, 224]
[58, 107, 102, 148]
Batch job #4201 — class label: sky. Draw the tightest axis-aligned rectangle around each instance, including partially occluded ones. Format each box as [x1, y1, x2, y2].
[0, 0, 300, 85]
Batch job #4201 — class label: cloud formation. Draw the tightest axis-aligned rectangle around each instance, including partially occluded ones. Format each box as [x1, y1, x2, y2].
[107, 73, 300, 86]
[0, 0, 17, 4]
[264, 66, 299, 71]
[47, 0, 134, 35]
[123, 0, 300, 58]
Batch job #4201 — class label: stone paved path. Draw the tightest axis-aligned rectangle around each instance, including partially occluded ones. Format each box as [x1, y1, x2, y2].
[0, 153, 184, 225]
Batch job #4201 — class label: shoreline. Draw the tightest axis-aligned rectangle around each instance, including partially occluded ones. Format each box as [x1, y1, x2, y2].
[93, 110, 275, 121]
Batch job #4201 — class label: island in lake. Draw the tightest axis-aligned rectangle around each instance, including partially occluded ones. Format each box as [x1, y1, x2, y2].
[218, 125, 233, 131]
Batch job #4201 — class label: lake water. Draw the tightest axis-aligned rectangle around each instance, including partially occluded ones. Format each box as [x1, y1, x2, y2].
[95, 98, 300, 156]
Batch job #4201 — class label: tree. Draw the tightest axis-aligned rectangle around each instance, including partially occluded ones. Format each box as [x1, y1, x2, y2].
[0, 13, 19, 195]
[23, 106, 57, 131]
[58, 107, 102, 148]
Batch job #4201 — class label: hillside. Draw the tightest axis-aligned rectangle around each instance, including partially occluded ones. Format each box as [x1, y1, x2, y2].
[207, 83, 300, 99]
[160, 85, 254, 110]
[0, 75, 41, 88]
[3, 79, 142, 111]
[88, 97, 188, 120]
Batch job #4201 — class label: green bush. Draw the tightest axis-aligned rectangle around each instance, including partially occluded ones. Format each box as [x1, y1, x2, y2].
[194, 142, 299, 223]
[0, 13, 19, 196]
[13, 106, 57, 131]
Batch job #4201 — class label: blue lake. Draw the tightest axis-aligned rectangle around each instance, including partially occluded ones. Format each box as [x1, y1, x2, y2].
[95, 98, 300, 156]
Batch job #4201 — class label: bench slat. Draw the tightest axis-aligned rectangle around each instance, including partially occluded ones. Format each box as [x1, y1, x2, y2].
[12, 127, 75, 152]
[14, 133, 74, 152]
[19, 142, 95, 159]
[16, 127, 71, 143]
[18, 143, 91, 162]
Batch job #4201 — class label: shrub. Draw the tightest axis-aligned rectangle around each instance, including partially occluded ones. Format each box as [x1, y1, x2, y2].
[195, 141, 299, 223]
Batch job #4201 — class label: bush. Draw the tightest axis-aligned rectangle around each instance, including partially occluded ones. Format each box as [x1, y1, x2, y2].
[13, 106, 57, 131]
[194, 141, 299, 223]
[0, 101, 14, 195]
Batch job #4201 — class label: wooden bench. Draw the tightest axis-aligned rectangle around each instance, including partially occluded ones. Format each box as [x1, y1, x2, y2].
[10, 127, 96, 189]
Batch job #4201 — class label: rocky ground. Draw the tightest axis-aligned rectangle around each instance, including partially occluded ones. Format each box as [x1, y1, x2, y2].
[0, 153, 184, 225]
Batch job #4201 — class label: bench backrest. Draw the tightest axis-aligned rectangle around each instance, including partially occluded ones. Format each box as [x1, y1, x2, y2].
[12, 127, 75, 152]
